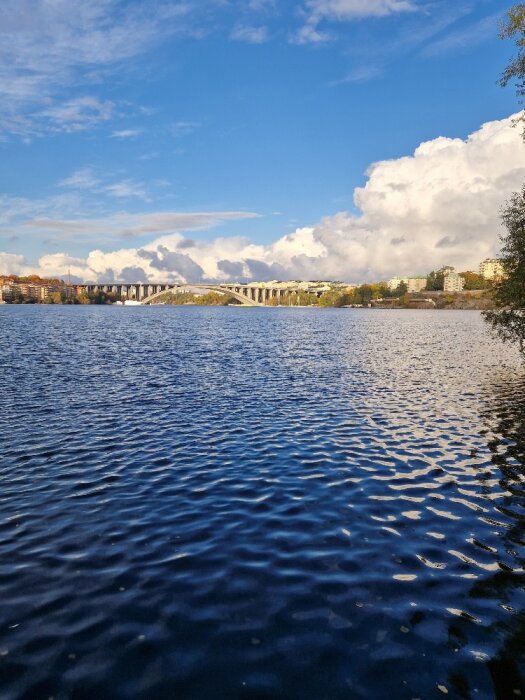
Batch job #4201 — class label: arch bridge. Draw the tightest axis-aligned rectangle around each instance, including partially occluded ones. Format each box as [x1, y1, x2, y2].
[77, 283, 325, 306]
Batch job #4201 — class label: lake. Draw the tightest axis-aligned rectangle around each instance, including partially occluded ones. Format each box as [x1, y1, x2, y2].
[1, 306, 524, 699]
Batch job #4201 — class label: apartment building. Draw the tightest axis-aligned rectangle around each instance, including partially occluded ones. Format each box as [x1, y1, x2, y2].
[479, 258, 503, 280]
[388, 276, 427, 292]
[443, 270, 465, 292]
[407, 278, 427, 293]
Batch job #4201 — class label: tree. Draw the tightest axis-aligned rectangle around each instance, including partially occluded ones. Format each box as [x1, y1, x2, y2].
[425, 270, 443, 291]
[10, 288, 24, 304]
[499, 4, 525, 135]
[481, 6, 525, 353]
[460, 271, 490, 290]
[483, 187, 525, 353]
[397, 281, 408, 295]
[50, 291, 64, 304]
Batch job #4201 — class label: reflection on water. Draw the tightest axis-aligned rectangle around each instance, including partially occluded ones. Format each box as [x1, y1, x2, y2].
[0, 305, 525, 699]
[471, 373, 525, 699]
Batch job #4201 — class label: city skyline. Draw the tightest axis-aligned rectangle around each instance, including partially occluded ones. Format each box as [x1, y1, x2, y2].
[0, 0, 523, 284]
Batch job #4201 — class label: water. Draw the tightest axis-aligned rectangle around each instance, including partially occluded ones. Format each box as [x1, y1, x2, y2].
[1, 306, 525, 700]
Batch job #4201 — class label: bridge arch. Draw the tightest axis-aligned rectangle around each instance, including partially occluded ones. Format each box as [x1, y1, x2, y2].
[141, 284, 261, 306]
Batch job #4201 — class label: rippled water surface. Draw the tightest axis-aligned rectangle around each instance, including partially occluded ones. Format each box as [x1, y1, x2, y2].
[1, 306, 525, 699]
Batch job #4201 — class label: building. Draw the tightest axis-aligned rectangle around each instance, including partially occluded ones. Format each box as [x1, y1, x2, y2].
[479, 258, 503, 280]
[443, 270, 465, 292]
[17, 284, 42, 301]
[0, 284, 13, 302]
[407, 278, 427, 293]
[387, 276, 409, 291]
[39, 284, 66, 302]
[388, 276, 427, 292]
[0, 282, 68, 303]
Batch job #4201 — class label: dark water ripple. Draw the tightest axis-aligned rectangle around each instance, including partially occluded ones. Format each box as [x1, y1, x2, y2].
[1, 306, 525, 699]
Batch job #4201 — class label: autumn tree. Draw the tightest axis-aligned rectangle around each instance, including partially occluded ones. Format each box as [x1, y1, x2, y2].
[460, 271, 490, 290]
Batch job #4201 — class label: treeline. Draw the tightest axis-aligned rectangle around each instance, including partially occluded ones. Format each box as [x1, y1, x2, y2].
[0, 274, 65, 286]
[153, 291, 240, 306]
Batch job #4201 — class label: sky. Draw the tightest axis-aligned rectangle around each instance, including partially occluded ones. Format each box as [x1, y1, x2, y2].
[0, 0, 523, 284]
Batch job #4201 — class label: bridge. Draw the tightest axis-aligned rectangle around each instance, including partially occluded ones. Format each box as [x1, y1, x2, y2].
[76, 282, 327, 306]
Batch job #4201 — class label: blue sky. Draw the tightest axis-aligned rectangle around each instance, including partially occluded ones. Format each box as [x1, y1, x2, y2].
[0, 0, 523, 283]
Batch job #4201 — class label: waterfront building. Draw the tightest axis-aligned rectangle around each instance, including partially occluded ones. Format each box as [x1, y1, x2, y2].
[0, 284, 13, 302]
[479, 258, 503, 280]
[387, 276, 409, 291]
[388, 276, 427, 292]
[443, 270, 465, 292]
[407, 278, 427, 293]
[18, 283, 42, 301]
[0, 282, 67, 303]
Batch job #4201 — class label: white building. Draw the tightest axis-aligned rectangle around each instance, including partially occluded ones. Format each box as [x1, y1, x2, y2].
[388, 276, 427, 292]
[443, 270, 465, 292]
[407, 278, 427, 293]
[387, 276, 409, 291]
[479, 258, 503, 280]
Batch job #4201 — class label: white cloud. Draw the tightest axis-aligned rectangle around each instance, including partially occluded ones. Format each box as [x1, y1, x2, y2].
[0, 0, 193, 137]
[295, 0, 417, 43]
[292, 24, 332, 44]
[337, 64, 382, 83]
[38, 96, 115, 132]
[421, 13, 502, 58]
[111, 129, 142, 139]
[231, 24, 269, 43]
[0, 252, 28, 276]
[2, 114, 524, 283]
[305, 0, 417, 21]
[19, 211, 260, 244]
[104, 181, 149, 201]
[171, 121, 200, 138]
[58, 168, 100, 190]
[57, 168, 149, 202]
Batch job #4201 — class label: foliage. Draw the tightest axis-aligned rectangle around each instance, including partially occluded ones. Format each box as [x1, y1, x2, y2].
[318, 290, 346, 307]
[459, 271, 491, 290]
[10, 288, 25, 304]
[499, 3, 525, 127]
[483, 186, 525, 353]
[0, 274, 64, 286]
[342, 282, 391, 305]
[426, 269, 445, 291]
[398, 292, 411, 308]
[194, 292, 238, 305]
[49, 291, 65, 304]
[153, 290, 238, 305]
[82, 290, 117, 304]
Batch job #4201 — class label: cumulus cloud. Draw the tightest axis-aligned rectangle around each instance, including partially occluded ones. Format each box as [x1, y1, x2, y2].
[0, 252, 28, 276]
[1, 114, 524, 283]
